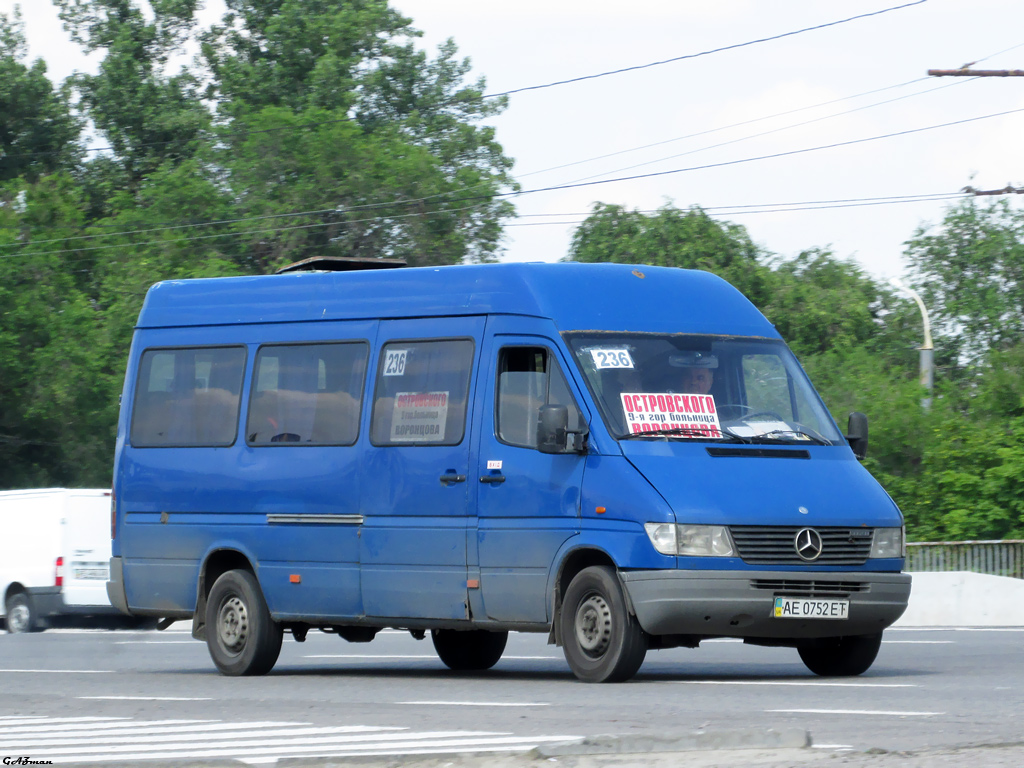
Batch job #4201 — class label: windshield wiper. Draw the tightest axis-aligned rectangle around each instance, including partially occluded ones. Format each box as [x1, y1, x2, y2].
[617, 426, 750, 443]
[749, 428, 831, 446]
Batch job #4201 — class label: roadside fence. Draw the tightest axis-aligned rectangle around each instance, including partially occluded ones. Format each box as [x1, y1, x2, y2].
[907, 540, 1024, 579]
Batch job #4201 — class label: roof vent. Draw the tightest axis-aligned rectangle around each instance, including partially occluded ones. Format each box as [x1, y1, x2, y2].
[275, 256, 407, 274]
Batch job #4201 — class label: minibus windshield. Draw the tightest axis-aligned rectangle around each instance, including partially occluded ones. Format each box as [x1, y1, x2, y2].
[565, 333, 845, 445]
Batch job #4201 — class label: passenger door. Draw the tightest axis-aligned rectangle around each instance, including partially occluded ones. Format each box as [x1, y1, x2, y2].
[359, 318, 484, 620]
[474, 336, 588, 623]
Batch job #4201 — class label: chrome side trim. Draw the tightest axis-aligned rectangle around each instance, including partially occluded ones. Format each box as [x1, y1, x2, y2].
[266, 513, 364, 525]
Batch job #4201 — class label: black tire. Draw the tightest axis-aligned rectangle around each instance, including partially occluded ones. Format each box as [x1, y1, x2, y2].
[798, 632, 883, 676]
[5, 593, 42, 634]
[559, 566, 648, 683]
[205, 569, 283, 676]
[431, 629, 508, 671]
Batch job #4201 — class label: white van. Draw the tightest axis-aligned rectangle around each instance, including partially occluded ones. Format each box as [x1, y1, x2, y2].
[1, 489, 118, 633]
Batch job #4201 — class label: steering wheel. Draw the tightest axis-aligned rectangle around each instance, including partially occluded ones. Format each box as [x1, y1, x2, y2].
[743, 411, 787, 422]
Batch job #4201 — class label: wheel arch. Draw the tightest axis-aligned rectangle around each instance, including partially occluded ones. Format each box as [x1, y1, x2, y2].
[548, 545, 619, 646]
[192, 548, 257, 641]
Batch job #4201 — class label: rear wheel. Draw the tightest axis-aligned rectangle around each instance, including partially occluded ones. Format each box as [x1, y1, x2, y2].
[798, 632, 883, 676]
[205, 569, 283, 676]
[5, 593, 42, 634]
[560, 566, 647, 683]
[431, 629, 508, 671]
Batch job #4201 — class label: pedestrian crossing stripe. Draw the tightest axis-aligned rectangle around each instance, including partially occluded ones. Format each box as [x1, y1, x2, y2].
[0, 717, 581, 764]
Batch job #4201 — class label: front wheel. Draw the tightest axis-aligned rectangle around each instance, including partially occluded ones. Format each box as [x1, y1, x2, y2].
[431, 629, 508, 671]
[798, 632, 883, 676]
[559, 566, 648, 683]
[205, 569, 283, 676]
[5, 593, 42, 634]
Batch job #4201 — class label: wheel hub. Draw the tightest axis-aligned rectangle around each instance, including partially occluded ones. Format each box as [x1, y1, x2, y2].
[7, 603, 29, 633]
[217, 596, 249, 654]
[574, 593, 612, 658]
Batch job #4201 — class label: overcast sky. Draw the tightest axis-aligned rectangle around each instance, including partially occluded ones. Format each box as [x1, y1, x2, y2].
[6, 0, 1024, 282]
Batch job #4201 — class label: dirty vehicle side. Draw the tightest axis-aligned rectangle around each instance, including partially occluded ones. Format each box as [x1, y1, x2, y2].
[107, 262, 910, 682]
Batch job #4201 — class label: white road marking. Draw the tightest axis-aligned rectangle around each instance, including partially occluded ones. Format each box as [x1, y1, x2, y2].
[768, 708, 943, 716]
[882, 640, 954, 644]
[301, 654, 555, 660]
[813, 744, 854, 750]
[397, 701, 550, 707]
[0, 725, 402, 749]
[78, 696, 213, 701]
[0, 719, 236, 735]
[0, 668, 113, 674]
[114, 640, 196, 644]
[0, 717, 580, 763]
[667, 680, 915, 688]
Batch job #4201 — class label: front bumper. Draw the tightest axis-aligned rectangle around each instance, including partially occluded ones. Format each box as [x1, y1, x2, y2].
[620, 569, 911, 639]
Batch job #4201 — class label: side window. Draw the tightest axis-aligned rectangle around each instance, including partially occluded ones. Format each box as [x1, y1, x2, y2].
[247, 343, 368, 446]
[742, 354, 796, 420]
[370, 339, 474, 446]
[496, 347, 582, 449]
[131, 347, 246, 447]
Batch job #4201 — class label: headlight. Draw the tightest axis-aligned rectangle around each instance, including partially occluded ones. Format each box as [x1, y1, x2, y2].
[870, 526, 904, 558]
[644, 523, 735, 556]
[643, 523, 677, 555]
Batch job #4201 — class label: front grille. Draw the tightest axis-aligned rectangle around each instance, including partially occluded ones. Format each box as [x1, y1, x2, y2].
[730, 526, 873, 566]
[751, 579, 868, 597]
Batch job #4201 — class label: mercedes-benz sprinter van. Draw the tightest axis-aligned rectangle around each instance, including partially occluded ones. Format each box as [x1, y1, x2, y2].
[108, 262, 910, 681]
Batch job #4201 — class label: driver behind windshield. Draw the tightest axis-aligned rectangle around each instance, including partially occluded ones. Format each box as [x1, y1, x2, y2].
[670, 352, 717, 395]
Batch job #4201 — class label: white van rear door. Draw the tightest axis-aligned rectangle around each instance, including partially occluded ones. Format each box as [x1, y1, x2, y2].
[61, 491, 113, 609]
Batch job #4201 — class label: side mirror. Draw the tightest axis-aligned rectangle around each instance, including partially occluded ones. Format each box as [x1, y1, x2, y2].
[537, 405, 586, 454]
[846, 411, 868, 460]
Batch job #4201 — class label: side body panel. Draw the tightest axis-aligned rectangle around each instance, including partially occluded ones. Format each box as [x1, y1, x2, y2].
[358, 316, 484, 621]
[472, 317, 589, 624]
[118, 321, 374, 620]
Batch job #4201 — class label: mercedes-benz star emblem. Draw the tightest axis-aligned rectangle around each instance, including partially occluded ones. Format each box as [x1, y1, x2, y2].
[795, 528, 823, 561]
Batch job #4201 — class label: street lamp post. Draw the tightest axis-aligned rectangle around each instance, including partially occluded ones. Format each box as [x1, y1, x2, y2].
[892, 280, 934, 410]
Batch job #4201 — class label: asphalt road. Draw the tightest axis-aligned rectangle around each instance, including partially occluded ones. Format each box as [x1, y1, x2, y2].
[1, 625, 1023, 766]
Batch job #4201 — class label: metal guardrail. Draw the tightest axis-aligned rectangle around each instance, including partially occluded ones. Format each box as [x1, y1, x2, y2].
[907, 540, 1024, 579]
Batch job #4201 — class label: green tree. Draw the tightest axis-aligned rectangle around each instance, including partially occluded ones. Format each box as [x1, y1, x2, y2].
[566, 203, 772, 306]
[54, 0, 210, 187]
[0, 9, 82, 181]
[905, 198, 1024, 364]
[201, 0, 515, 269]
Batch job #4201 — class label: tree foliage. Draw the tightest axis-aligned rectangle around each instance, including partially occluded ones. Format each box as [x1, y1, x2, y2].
[0, 0, 515, 488]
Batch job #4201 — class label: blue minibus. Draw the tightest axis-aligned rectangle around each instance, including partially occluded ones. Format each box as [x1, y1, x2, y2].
[107, 262, 910, 682]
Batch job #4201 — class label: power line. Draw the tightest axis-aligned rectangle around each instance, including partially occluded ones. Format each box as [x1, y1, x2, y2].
[556, 77, 972, 188]
[4, 77, 948, 248]
[505, 192, 968, 226]
[1, 191, 971, 261]
[500, 106, 1024, 200]
[515, 77, 933, 181]
[482, 0, 929, 98]
[3, 106, 1019, 256]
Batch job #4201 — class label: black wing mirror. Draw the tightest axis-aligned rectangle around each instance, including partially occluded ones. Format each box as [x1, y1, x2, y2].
[846, 411, 868, 460]
[537, 405, 586, 454]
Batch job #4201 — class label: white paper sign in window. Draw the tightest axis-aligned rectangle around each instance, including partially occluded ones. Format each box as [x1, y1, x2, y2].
[590, 348, 634, 369]
[383, 349, 408, 376]
[620, 392, 722, 438]
[391, 391, 449, 442]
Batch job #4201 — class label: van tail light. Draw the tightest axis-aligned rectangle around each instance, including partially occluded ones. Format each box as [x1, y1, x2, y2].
[111, 489, 117, 540]
[55, 557, 64, 587]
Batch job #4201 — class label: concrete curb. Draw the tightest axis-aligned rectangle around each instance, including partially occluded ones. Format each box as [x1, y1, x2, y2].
[531, 727, 812, 757]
